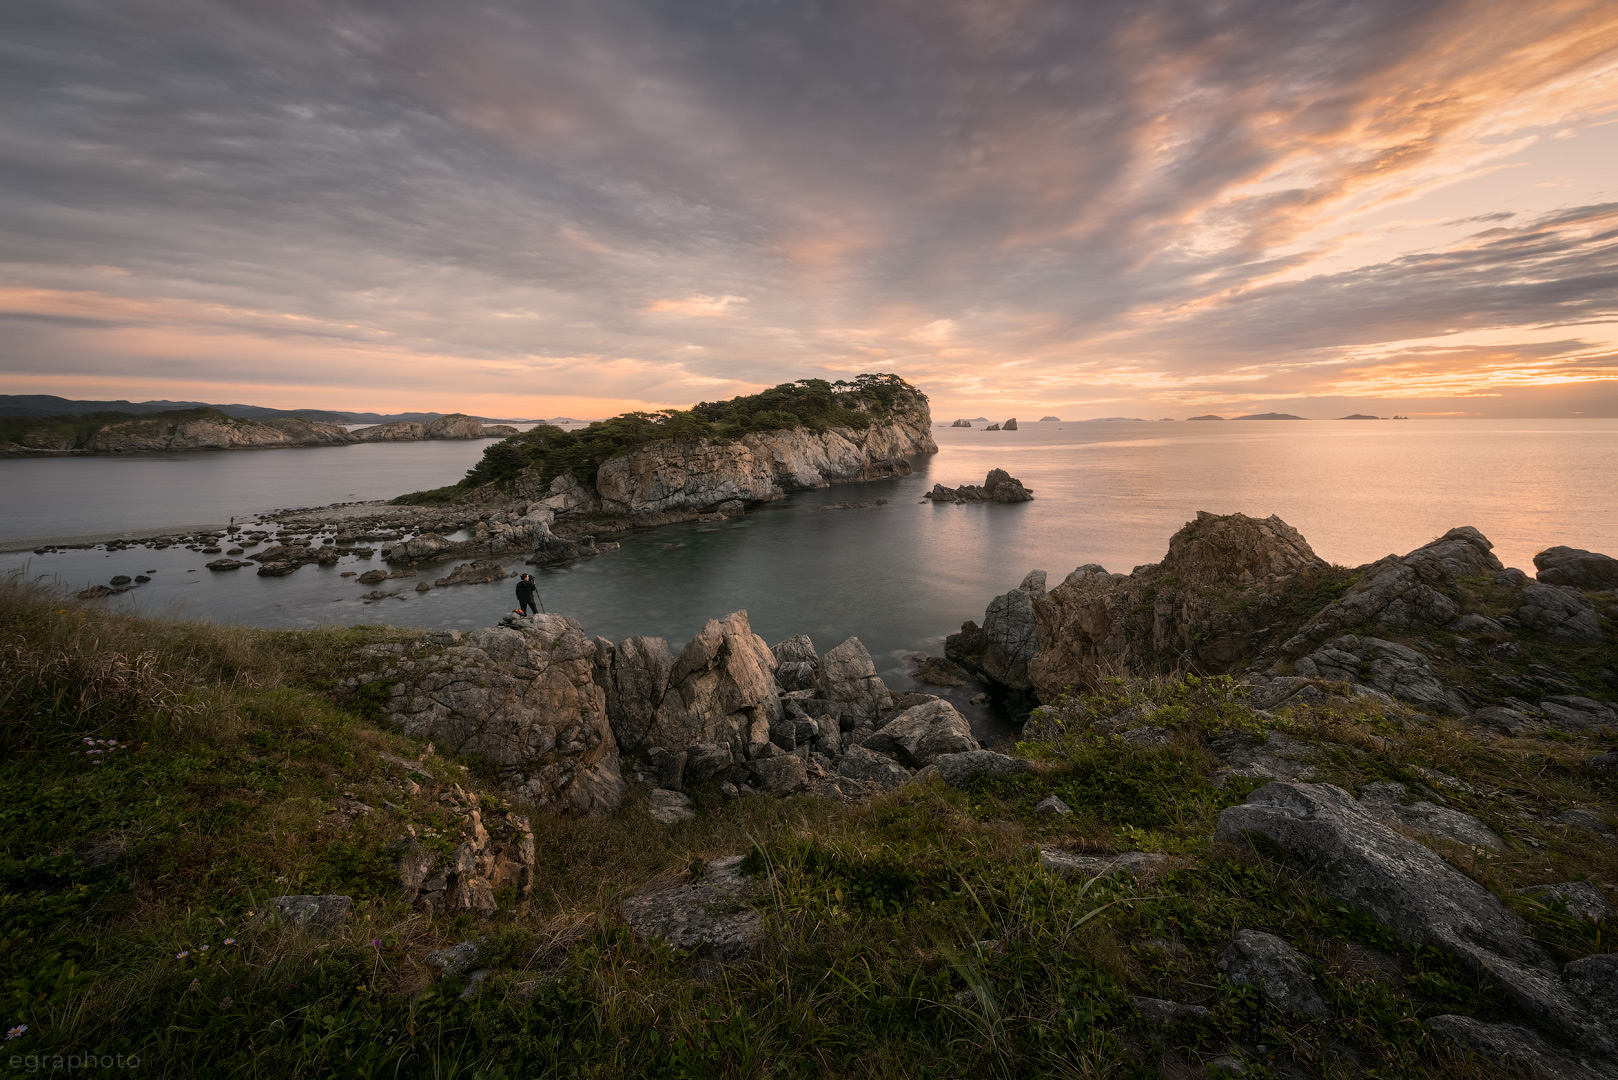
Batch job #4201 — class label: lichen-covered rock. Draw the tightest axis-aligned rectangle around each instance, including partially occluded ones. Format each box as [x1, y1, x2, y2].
[1217, 782, 1616, 1060]
[817, 637, 894, 729]
[1535, 546, 1618, 591]
[620, 855, 761, 962]
[924, 750, 1033, 788]
[1218, 930, 1331, 1018]
[836, 744, 911, 789]
[1292, 635, 1469, 715]
[648, 611, 783, 762]
[861, 699, 978, 768]
[378, 614, 625, 814]
[1027, 512, 1327, 696]
[1356, 781, 1504, 851]
[1516, 583, 1605, 645]
[1516, 883, 1614, 923]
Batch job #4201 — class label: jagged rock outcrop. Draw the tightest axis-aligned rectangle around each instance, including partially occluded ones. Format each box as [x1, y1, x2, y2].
[1218, 782, 1618, 1070]
[947, 570, 1045, 689]
[368, 614, 626, 814]
[950, 419, 972, 427]
[925, 468, 1033, 503]
[1282, 527, 1501, 651]
[596, 635, 676, 755]
[771, 635, 820, 692]
[1517, 583, 1605, 644]
[646, 611, 783, 762]
[1002, 418, 1018, 430]
[1026, 512, 1328, 697]
[1291, 635, 1470, 715]
[817, 637, 895, 729]
[401, 784, 535, 915]
[1535, 546, 1618, 591]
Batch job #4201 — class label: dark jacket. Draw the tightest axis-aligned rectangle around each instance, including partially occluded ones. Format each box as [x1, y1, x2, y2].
[515, 579, 537, 602]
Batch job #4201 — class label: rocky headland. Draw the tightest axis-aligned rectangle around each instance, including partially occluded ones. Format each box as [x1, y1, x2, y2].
[1, 407, 511, 455]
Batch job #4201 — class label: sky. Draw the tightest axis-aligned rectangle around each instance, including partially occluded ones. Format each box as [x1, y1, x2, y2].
[2, 0, 1617, 421]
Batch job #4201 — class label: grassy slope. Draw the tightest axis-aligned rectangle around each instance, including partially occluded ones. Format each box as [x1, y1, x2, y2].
[1, 576, 1613, 1078]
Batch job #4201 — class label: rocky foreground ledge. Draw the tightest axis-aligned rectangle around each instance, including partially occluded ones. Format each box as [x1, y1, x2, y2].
[337, 509, 1618, 1077]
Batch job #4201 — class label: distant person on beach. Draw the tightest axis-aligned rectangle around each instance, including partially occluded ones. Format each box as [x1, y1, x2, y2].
[515, 573, 540, 616]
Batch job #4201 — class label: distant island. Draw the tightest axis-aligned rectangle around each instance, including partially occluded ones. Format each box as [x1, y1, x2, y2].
[1338, 413, 1382, 420]
[0, 393, 529, 425]
[1088, 416, 1146, 422]
[1039, 415, 1061, 421]
[1232, 412, 1307, 420]
[1159, 417, 1176, 421]
[1186, 414, 1225, 421]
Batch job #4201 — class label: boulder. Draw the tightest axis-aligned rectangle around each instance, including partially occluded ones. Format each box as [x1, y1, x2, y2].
[1208, 731, 1320, 786]
[861, 699, 979, 768]
[1426, 1016, 1605, 1080]
[924, 750, 1033, 788]
[648, 611, 783, 762]
[1516, 882, 1614, 923]
[1466, 705, 1536, 735]
[1039, 849, 1170, 880]
[1356, 781, 1503, 851]
[1218, 930, 1331, 1018]
[1133, 997, 1209, 1025]
[1034, 794, 1072, 815]
[410, 797, 535, 916]
[369, 614, 625, 814]
[836, 745, 911, 789]
[682, 743, 734, 785]
[620, 855, 761, 962]
[816, 637, 894, 729]
[647, 789, 696, 825]
[1535, 546, 1618, 591]
[1517, 584, 1605, 644]
[1216, 782, 1616, 1059]
[913, 655, 971, 686]
[272, 895, 351, 935]
[1539, 696, 1618, 731]
[748, 754, 808, 795]
[205, 558, 250, 570]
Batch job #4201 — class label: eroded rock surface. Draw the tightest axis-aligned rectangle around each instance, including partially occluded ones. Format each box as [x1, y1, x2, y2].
[1218, 930, 1331, 1018]
[620, 855, 761, 962]
[1535, 546, 1618, 591]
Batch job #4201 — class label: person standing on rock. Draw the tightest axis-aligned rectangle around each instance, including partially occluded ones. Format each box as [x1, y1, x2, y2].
[515, 573, 542, 616]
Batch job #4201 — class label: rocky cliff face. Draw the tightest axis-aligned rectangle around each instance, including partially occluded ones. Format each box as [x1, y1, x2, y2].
[515, 399, 936, 523]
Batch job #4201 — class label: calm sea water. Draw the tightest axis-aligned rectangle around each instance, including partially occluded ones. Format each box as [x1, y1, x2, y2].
[4, 420, 1616, 696]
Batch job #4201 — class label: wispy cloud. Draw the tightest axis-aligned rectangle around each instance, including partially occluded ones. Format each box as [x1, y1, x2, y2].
[0, 0, 1615, 415]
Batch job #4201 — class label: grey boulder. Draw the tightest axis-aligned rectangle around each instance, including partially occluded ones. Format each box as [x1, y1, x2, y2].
[1218, 930, 1331, 1018]
[836, 745, 911, 789]
[817, 637, 894, 729]
[647, 788, 696, 825]
[748, 754, 808, 795]
[1291, 635, 1468, 715]
[1356, 781, 1504, 851]
[861, 698, 979, 768]
[924, 750, 1033, 788]
[272, 895, 352, 935]
[1517, 583, 1605, 645]
[1516, 882, 1614, 923]
[620, 855, 761, 962]
[1535, 546, 1618, 591]
[1039, 849, 1170, 880]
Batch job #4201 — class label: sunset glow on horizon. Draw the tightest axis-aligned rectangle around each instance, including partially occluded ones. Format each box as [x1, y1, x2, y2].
[3, 0, 1617, 420]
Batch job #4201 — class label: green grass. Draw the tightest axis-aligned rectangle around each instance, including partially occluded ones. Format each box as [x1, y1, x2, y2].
[3, 576, 1607, 1077]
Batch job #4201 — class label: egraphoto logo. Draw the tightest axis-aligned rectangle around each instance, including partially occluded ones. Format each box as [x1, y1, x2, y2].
[8, 1053, 140, 1073]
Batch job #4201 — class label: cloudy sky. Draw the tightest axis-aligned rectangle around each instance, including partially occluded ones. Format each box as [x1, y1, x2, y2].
[3, 0, 1617, 420]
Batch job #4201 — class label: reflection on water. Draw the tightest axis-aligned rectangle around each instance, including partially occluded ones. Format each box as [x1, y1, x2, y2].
[4, 421, 1616, 703]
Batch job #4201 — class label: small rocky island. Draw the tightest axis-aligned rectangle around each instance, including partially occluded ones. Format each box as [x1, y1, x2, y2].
[924, 468, 1034, 503]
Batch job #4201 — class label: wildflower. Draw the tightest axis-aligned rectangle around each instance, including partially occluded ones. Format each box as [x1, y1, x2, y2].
[371, 939, 382, 947]
[6, 1024, 25, 1040]
[176, 951, 190, 959]
[198, 944, 209, 952]
[223, 938, 235, 946]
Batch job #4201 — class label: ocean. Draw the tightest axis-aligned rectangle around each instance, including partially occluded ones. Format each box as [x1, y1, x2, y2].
[4, 419, 1616, 695]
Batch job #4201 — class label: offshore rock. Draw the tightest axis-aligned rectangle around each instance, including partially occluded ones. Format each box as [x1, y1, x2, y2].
[1028, 512, 1327, 696]
[1534, 546, 1618, 591]
[925, 468, 1034, 503]
[433, 560, 510, 587]
[372, 614, 625, 814]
